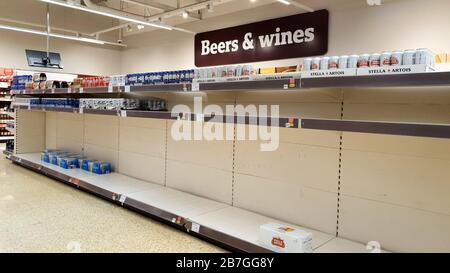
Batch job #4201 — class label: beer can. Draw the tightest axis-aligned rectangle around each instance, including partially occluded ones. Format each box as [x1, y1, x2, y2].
[369, 53, 381, 67]
[348, 55, 359, 68]
[390, 51, 403, 66]
[243, 65, 253, 76]
[329, 56, 339, 69]
[338, 56, 348, 69]
[311, 58, 321, 70]
[222, 67, 228, 77]
[320, 57, 330, 70]
[206, 68, 214, 79]
[380, 52, 391, 66]
[227, 66, 236, 77]
[358, 54, 370, 68]
[303, 58, 312, 71]
[235, 66, 243, 77]
[403, 50, 416, 66]
[200, 69, 208, 79]
[415, 48, 435, 66]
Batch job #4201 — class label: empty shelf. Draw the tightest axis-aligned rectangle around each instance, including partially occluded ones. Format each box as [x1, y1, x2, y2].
[190, 206, 335, 251]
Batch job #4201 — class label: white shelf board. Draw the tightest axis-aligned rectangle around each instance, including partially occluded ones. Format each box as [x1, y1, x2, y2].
[190, 206, 336, 251]
[126, 187, 229, 219]
[13, 153, 376, 253]
[18, 153, 161, 195]
[19, 153, 99, 180]
[314, 238, 389, 253]
[82, 173, 161, 196]
[0, 136, 14, 141]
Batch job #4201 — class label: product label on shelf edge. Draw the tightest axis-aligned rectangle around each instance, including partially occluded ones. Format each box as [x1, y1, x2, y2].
[79, 88, 84, 94]
[108, 85, 113, 93]
[196, 113, 204, 122]
[120, 110, 127, 117]
[193, 73, 302, 85]
[288, 78, 297, 88]
[69, 178, 80, 186]
[301, 68, 357, 78]
[191, 82, 200, 92]
[124, 86, 130, 93]
[119, 195, 127, 204]
[285, 118, 296, 128]
[357, 64, 435, 76]
[191, 222, 201, 233]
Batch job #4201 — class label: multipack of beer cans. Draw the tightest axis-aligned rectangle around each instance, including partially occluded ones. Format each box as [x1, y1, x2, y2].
[194, 65, 254, 79]
[125, 70, 195, 86]
[32, 98, 80, 108]
[303, 48, 435, 71]
[41, 149, 112, 175]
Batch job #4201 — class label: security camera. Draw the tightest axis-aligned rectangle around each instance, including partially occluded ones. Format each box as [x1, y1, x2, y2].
[117, 39, 123, 44]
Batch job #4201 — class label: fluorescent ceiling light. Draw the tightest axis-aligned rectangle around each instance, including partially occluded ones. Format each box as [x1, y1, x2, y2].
[0, 24, 47, 36]
[0, 24, 105, 45]
[277, 0, 291, 5]
[50, 33, 105, 45]
[40, 0, 173, 31]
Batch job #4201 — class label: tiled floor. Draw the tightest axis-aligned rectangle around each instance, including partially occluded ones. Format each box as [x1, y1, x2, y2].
[0, 144, 225, 253]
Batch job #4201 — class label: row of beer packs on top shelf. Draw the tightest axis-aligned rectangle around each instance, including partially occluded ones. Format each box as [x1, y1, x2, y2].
[41, 150, 112, 175]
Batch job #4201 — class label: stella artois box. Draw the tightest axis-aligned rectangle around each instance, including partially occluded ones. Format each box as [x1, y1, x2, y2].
[259, 223, 313, 253]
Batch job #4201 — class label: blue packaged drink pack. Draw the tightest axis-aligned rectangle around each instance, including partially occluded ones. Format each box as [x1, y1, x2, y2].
[41, 152, 52, 163]
[41, 149, 62, 163]
[59, 157, 79, 169]
[92, 162, 112, 175]
[51, 152, 69, 165]
[82, 159, 98, 172]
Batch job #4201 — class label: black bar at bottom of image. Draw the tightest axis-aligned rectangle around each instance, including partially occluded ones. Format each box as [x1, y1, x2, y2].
[0, 253, 438, 272]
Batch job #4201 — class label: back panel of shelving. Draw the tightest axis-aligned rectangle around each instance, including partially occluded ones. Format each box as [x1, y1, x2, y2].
[84, 114, 120, 170]
[166, 92, 235, 204]
[16, 109, 45, 154]
[233, 90, 343, 234]
[339, 86, 450, 252]
[118, 117, 166, 185]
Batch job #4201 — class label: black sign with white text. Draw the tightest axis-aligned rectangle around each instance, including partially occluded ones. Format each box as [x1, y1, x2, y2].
[195, 10, 329, 67]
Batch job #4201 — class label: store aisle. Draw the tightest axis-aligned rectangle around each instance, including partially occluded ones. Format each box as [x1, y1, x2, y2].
[0, 148, 224, 253]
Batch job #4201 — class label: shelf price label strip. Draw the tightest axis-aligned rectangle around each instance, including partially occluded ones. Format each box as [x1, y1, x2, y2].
[300, 119, 450, 139]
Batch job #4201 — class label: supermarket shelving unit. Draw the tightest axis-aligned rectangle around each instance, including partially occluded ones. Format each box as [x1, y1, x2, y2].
[0, 85, 14, 143]
[7, 71, 450, 253]
[11, 72, 450, 139]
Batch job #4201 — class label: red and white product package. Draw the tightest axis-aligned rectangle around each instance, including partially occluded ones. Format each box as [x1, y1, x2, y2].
[258, 223, 313, 253]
